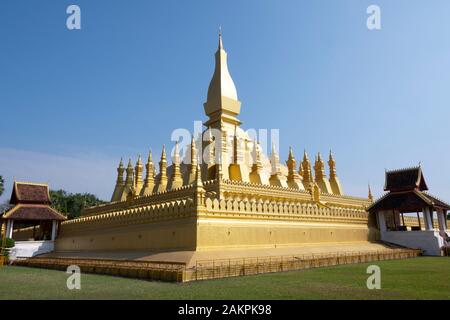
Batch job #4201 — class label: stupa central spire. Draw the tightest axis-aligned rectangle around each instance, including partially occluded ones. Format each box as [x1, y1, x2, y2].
[218, 26, 223, 49]
[204, 30, 242, 128]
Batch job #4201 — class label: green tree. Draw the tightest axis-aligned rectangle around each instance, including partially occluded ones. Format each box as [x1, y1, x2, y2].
[50, 189, 106, 220]
[0, 175, 4, 197]
[0, 201, 12, 214]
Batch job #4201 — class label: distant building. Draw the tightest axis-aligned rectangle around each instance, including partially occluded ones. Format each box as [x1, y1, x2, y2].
[1, 181, 66, 258]
[369, 166, 449, 255]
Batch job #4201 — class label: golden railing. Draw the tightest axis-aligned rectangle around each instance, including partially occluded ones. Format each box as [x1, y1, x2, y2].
[13, 257, 186, 282]
[187, 248, 421, 282]
[13, 248, 421, 282]
[402, 216, 439, 229]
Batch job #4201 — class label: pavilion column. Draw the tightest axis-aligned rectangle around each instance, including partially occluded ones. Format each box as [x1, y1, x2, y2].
[437, 209, 447, 231]
[4, 221, 9, 239]
[377, 210, 387, 232]
[445, 210, 448, 230]
[6, 219, 14, 239]
[430, 210, 435, 229]
[393, 210, 401, 228]
[423, 207, 433, 231]
[51, 220, 57, 241]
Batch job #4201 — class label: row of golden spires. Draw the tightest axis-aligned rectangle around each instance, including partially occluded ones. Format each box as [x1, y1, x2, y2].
[111, 136, 344, 202]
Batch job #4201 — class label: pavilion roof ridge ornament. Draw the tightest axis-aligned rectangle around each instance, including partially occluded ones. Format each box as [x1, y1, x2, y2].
[13, 181, 49, 187]
[385, 165, 421, 174]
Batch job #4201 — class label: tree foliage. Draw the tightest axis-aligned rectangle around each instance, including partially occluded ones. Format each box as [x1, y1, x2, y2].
[50, 189, 106, 220]
[0, 201, 12, 214]
[0, 175, 4, 198]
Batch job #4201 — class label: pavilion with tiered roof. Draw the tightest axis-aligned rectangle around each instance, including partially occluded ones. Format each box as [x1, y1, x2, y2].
[369, 166, 449, 255]
[1, 182, 66, 258]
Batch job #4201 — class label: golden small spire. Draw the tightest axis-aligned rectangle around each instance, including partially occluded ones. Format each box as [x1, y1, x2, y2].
[301, 150, 313, 190]
[114, 157, 137, 201]
[268, 143, 283, 187]
[253, 140, 262, 168]
[314, 152, 332, 194]
[270, 143, 280, 174]
[169, 141, 183, 190]
[191, 136, 197, 167]
[125, 158, 134, 187]
[287, 147, 295, 171]
[195, 163, 203, 187]
[194, 163, 205, 206]
[157, 145, 168, 193]
[249, 140, 263, 184]
[111, 158, 125, 202]
[286, 147, 304, 190]
[116, 158, 136, 201]
[314, 152, 325, 179]
[141, 150, 155, 196]
[147, 150, 153, 164]
[303, 149, 309, 161]
[117, 158, 124, 181]
[368, 183, 373, 202]
[328, 150, 336, 177]
[188, 136, 199, 185]
[134, 154, 144, 194]
[161, 145, 167, 161]
[288, 146, 294, 161]
[172, 141, 180, 165]
[328, 149, 344, 195]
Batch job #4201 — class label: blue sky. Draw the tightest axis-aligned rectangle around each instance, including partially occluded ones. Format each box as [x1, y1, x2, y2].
[1, 0, 450, 202]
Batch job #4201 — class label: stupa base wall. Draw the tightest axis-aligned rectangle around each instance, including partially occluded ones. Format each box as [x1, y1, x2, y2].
[196, 218, 372, 250]
[54, 218, 198, 252]
[44, 192, 377, 255]
[52, 218, 373, 253]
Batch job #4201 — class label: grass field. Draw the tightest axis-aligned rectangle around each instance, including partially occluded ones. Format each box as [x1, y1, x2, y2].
[0, 257, 449, 299]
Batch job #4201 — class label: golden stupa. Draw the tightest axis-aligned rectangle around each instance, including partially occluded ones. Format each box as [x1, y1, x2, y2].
[51, 33, 383, 266]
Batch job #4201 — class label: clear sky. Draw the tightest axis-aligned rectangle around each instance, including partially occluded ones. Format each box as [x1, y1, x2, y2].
[1, 0, 450, 202]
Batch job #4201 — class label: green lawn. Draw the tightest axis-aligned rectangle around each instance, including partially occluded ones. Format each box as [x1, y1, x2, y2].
[0, 257, 449, 299]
